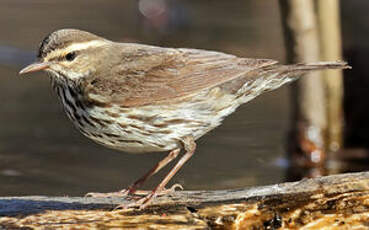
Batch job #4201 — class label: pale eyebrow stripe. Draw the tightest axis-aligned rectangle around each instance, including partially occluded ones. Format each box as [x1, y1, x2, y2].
[64, 40, 106, 52]
[45, 40, 107, 61]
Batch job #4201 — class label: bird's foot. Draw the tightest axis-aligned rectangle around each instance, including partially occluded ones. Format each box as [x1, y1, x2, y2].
[85, 184, 149, 198]
[154, 183, 183, 196]
[114, 183, 183, 210]
[85, 186, 146, 198]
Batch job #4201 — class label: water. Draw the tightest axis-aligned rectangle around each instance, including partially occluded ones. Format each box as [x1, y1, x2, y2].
[0, 1, 291, 196]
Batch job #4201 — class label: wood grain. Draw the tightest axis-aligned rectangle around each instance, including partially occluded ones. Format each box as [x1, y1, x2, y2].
[1, 171, 369, 229]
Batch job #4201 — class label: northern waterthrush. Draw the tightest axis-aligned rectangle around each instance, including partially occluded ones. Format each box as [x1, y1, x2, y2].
[19, 29, 350, 209]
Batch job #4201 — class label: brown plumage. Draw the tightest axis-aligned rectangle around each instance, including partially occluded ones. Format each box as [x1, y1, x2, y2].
[19, 29, 350, 209]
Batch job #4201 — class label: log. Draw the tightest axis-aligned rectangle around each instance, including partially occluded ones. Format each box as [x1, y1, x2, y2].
[1, 171, 369, 229]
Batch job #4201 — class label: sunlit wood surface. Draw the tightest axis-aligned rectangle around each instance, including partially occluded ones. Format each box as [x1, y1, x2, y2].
[1, 171, 369, 229]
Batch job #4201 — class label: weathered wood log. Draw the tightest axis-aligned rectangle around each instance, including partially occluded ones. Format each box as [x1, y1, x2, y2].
[1, 171, 369, 229]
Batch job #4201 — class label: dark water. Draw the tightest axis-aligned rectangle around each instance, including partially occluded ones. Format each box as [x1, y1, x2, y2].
[0, 1, 295, 196]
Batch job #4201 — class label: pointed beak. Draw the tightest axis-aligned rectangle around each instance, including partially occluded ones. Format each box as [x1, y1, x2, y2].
[19, 62, 51, 75]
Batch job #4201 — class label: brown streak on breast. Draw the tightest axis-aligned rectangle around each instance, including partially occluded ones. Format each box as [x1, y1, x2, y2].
[81, 115, 97, 128]
[103, 133, 121, 138]
[105, 110, 120, 118]
[89, 116, 113, 126]
[127, 114, 157, 122]
[118, 123, 128, 129]
[118, 139, 144, 145]
[152, 123, 168, 128]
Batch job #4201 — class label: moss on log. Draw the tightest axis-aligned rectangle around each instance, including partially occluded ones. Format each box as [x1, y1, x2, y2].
[1, 171, 369, 229]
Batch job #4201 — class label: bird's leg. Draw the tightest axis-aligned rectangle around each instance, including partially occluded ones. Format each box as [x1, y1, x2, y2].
[122, 148, 181, 196]
[118, 136, 196, 209]
[85, 148, 181, 198]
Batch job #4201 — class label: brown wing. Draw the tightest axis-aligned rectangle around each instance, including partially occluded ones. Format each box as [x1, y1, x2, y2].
[84, 45, 278, 107]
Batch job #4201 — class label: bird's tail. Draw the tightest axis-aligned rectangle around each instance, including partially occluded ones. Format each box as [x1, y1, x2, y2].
[235, 61, 350, 104]
[263, 60, 351, 83]
[246, 61, 351, 96]
[284, 61, 351, 72]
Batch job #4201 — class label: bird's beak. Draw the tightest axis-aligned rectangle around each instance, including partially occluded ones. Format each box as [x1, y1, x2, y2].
[19, 62, 51, 75]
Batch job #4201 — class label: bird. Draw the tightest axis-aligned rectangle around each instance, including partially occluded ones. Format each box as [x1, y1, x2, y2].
[19, 29, 350, 209]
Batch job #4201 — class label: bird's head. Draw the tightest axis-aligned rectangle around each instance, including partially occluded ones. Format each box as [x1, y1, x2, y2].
[19, 29, 112, 82]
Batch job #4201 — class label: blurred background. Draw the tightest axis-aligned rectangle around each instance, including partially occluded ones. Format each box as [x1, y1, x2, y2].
[0, 0, 367, 196]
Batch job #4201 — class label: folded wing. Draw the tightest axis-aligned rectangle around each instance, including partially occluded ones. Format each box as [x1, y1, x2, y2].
[85, 46, 278, 107]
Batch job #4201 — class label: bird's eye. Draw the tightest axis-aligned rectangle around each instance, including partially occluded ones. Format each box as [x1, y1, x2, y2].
[65, 52, 76, 61]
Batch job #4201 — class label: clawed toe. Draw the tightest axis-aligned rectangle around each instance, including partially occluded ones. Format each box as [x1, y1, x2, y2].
[114, 183, 184, 210]
[166, 183, 184, 193]
[114, 192, 155, 210]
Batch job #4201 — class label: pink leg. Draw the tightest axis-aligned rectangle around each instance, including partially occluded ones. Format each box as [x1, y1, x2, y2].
[86, 148, 181, 198]
[120, 136, 196, 209]
[124, 148, 181, 195]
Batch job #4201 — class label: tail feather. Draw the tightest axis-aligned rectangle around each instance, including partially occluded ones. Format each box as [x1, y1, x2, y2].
[252, 61, 351, 94]
[266, 61, 351, 80]
[289, 61, 351, 71]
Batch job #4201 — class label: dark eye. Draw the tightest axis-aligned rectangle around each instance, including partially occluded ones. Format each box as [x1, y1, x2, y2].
[65, 52, 76, 61]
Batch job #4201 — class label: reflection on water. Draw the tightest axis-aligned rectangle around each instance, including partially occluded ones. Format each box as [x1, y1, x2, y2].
[2, 0, 362, 197]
